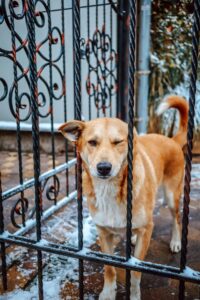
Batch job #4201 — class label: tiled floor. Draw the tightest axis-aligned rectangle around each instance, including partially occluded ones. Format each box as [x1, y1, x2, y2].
[0, 151, 76, 232]
[0, 151, 200, 299]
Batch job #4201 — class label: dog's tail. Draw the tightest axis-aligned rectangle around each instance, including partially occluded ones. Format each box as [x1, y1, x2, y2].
[157, 95, 189, 147]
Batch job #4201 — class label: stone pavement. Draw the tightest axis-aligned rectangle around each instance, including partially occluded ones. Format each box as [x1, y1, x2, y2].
[0, 151, 200, 299]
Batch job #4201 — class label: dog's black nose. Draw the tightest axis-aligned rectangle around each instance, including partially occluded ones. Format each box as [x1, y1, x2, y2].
[97, 162, 112, 177]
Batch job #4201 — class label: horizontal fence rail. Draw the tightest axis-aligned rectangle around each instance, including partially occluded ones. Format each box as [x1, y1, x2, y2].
[2, 159, 76, 201]
[0, 234, 200, 283]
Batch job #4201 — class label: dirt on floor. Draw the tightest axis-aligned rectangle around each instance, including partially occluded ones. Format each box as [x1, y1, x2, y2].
[0, 151, 200, 300]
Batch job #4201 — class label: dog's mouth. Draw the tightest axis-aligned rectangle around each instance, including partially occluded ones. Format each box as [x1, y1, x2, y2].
[97, 174, 111, 180]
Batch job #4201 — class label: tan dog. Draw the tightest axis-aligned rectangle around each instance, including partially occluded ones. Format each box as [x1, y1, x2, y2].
[59, 95, 188, 300]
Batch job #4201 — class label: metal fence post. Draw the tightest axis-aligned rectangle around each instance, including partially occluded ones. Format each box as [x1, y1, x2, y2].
[26, 1, 43, 299]
[179, 0, 200, 299]
[126, 0, 137, 299]
[10, 1, 26, 227]
[72, 1, 84, 299]
[117, 0, 130, 122]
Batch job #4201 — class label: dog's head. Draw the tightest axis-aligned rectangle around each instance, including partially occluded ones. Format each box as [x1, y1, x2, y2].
[59, 118, 129, 180]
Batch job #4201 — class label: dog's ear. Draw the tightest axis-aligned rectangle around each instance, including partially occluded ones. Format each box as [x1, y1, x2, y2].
[58, 120, 85, 142]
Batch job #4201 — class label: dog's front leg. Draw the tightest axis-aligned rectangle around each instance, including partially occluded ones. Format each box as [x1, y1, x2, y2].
[131, 222, 154, 300]
[97, 226, 117, 300]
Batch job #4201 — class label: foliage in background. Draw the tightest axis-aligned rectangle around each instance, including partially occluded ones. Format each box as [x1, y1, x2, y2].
[149, 0, 200, 136]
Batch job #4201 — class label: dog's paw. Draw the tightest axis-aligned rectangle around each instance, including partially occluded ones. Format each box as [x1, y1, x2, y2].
[130, 290, 141, 300]
[99, 290, 116, 300]
[99, 283, 116, 300]
[170, 239, 181, 253]
[130, 277, 141, 300]
[130, 296, 141, 300]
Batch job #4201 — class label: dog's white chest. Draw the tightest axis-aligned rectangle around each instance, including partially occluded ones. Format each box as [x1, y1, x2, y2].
[91, 180, 127, 228]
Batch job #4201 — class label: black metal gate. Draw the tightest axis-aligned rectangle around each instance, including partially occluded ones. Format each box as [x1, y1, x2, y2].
[0, 1, 200, 299]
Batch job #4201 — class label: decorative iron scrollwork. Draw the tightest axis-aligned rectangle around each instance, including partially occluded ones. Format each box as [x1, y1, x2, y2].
[11, 197, 28, 228]
[10, 174, 61, 228]
[42, 175, 60, 201]
[1, 1, 118, 230]
[84, 26, 117, 114]
[0, 78, 8, 102]
[0, 0, 65, 120]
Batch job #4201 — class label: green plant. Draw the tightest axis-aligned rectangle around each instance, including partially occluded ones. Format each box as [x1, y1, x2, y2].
[148, 1, 200, 135]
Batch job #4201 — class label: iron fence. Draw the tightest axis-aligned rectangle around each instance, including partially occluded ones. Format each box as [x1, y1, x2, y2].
[0, 0, 200, 299]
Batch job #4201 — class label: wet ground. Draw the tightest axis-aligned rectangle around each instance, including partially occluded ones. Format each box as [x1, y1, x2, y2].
[0, 151, 200, 300]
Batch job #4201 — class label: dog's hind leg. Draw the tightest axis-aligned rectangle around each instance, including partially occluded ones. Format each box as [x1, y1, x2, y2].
[131, 222, 154, 300]
[97, 227, 117, 300]
[164, 183, 182, 253]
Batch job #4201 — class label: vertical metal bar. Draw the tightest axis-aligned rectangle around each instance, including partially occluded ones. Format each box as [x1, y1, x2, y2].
[117, 0, 129, 122]
[61, 0, 69, 196]
[87, 0, 92, 120]
[47, 0, 57, 205]
[26, 1, 43, 299]
[72, 1, 84, 298]
[126, 0, 136, 299]
[96, 0, 100, 118]
[77, 150, 84, 299]
[102, 0, 106, 116]
[0, 173, 7, 291]
[109, 1, 113, 117]
[179, 1, 200, 299]
[73, 1, 82, 121]
[10, 1, 25, 226]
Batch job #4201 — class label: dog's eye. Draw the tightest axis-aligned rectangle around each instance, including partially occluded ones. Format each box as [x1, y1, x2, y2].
[88, 140, 97, 146]
[113, 140, 123, 145]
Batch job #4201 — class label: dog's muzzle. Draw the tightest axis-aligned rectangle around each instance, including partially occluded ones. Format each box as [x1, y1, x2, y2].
[97, 161, 112, 178]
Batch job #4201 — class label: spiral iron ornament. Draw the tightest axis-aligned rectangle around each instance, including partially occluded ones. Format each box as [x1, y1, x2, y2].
[84, 26, 117, 115]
